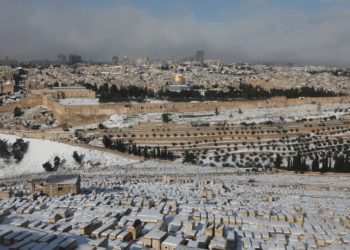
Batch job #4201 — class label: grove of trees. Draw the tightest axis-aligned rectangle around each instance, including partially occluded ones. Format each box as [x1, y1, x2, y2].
[0, 139, 28, 162]
[85, 82, 341, 103]
[102, 135, 175, 161]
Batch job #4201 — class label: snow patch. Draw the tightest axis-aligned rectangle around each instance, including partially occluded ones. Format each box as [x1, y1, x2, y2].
[0, 133, 139, 178]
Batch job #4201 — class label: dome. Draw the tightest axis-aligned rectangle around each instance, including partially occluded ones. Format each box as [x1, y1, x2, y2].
[172, 75, 185, 83]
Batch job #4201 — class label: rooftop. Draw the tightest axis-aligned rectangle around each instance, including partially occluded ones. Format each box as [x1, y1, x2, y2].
[45, 174, 80, 185]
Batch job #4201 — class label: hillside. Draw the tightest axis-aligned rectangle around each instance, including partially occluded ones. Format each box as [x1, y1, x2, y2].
[0, 133, 139, 178]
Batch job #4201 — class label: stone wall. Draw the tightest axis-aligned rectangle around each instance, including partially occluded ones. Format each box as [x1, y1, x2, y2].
[42, 96, 67, 122]
[0, 94, 349, 126]
[39, 88, 96, 99]
[42, 183, 80, 196]
[0, 83, 14, 95]
[0, 95, 42, 113]
[57, 96, 349, 125]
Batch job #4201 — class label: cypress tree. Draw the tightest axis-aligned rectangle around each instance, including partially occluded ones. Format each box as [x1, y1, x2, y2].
[274, 154, 283, 169]
[311, 154, 319, 172]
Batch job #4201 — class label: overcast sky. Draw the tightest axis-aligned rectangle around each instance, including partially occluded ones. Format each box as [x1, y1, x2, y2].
[1, 0, 350, 66]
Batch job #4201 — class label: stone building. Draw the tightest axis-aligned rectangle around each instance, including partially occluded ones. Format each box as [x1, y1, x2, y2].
[0, 189, 12, 200]
[29, 174, 80, 196]
[57, 54, 67, 64]
[40, 87, 96, 99]
[165, 75, 192, 92]
[0, 81, 15, 95]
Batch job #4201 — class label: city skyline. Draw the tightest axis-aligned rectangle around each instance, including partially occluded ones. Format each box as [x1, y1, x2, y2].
[1, 0, 350, 66]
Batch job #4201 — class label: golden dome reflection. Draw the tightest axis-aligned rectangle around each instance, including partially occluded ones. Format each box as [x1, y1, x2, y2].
[172, 75, 185, 83]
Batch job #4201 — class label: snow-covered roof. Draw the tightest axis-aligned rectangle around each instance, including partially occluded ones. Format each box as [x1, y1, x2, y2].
[162, 236, 184, 246]
[45, 174, 80, 185]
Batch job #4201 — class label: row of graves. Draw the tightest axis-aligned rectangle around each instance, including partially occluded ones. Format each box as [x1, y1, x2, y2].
[0, 174, 349, 249]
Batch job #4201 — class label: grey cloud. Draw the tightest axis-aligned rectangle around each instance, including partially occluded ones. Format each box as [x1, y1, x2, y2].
[0, 1, 350, 67]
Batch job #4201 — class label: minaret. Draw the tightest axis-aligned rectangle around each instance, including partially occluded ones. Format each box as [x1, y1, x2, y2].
[144, 54, 150, 67]
[123, 56, 128, 65]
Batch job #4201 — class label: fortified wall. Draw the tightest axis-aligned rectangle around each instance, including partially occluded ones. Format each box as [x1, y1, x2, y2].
[0, 94, 42, 113]
[0, 95, 349, 126]
[53, 96, 350, 125]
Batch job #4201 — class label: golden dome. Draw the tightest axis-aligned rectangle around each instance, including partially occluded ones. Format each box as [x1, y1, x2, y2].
[172, 75, 185, 83]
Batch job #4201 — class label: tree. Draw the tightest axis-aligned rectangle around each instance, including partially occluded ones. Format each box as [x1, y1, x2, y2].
[72, 151, 81, 164]
[143, 146, 149, 159]
[183, 151, 197, 164]
[0, 139, 10, 159]
[287, 157, 292, 170]
[102, 135, 112, 148]
[292, 152, 302, 172]
[334, 155, 346, 172]
[13, 106, 23, 117]
[320, 157, 329, 173]
[301, 158, 309, 172]
[274, 154, 283, 169]
[12, 139, 28, 161]
[43, 161, 53, 172]
[62, 123, 70, 131]
[311, 154, 319, 172]
[345, 155, 350, 173]
[162, 113, 171, 123]
[98, 123, 106, 129]
[54, 156, 61, 168]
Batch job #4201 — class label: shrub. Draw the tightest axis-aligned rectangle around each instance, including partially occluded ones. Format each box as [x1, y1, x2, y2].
[13, 106, 23, 117]
[62, 123, 70, 131]
[12, 139, 28, 162]
[0, 139, 10, 159]
[73, 151, 81, 164]
[162, 113, 171, 123]
[54, 156, 61, 168]
[43, 161, 53, 172]
[183, 151, 197, 164]
[102, 135, 112, 148]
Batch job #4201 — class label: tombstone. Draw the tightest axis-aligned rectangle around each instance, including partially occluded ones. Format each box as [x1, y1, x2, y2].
[127, 219, 142, 240]
[296, 214, 304, 225]
[184, 221, 195, 235]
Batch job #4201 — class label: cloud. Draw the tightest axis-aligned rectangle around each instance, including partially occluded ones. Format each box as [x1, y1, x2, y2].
[321, 0, 347, 3]
[0, 0, 350, 66]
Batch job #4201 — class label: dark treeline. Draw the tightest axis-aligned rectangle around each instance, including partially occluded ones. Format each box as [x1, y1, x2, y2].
[276, 152, 350, 173]
[85, 83, 154, 103]
[102, 135, 175, 161]
[158, 89, 202, 102]
[85, 82, 342, 103]
[269, 86, 339, 99]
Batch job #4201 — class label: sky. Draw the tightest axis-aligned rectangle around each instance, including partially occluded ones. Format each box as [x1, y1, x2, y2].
[1, 0, 350, 66]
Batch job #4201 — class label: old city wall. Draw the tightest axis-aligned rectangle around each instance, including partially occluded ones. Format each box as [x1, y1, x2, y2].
[42, 96, 67, 122]
[58, 96, 350, 125]
[0, 95, 42, 113]
[1, 95, 349, 126]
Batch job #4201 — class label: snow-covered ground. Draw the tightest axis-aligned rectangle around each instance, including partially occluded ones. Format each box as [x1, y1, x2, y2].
[72, 102, 350, 131]
[0, 106, 58, 129]
[173, 103, 350, 125]
[0, 134, 139, 178]
[57, 98, 171, 106]
[0, 91, 28, 105]
[73, 113, 164, 130]
[57, 98, 100, 106]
